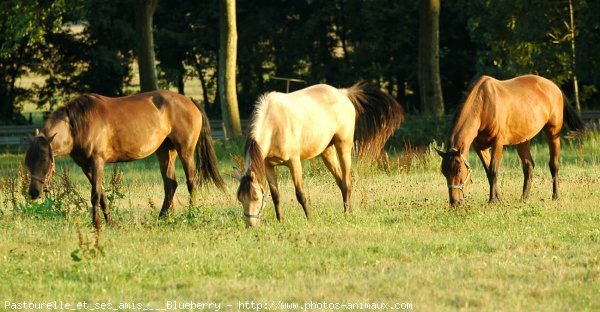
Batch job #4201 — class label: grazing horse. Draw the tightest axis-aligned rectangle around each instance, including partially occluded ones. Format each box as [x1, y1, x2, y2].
[25, 90, 225, 228]
[437, 74, 586, 205]
[236, 82, 404, 227]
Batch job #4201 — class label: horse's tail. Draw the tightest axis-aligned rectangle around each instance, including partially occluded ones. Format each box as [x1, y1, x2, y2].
[562, 92, 586, 135]
[342, 81, 405, 159]
[192, 99, 225, 190]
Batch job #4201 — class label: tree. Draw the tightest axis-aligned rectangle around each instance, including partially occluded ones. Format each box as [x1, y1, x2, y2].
[218, 0, 242, 138]
[135, 0, 159, 92]
[0, 0, 65, 124]
[567, 0, 580, 111]
[38, 0, 136, 105]
[418, 0, 444, 116]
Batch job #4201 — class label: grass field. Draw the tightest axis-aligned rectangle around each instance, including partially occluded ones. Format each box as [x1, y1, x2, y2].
[0, 135, 598, 311]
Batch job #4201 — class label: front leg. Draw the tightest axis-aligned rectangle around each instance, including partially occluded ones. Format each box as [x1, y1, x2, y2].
[288, 158, 310, 220]
[475, 147, 491, 176]
[266, 165, 282, 221]
[82, 165, 111, 226]
[488, 142, 504, 203]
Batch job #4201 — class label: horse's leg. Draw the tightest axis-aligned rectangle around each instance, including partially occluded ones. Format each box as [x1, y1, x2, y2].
[544, 128, 561, 200]
[156, 144, 178, 218]
[82, 165, 111, 226]
[288, 157, 310, 220]
[320, 145, 344, 197]
[177, 145, 197, 205]
[266, 164, 282, 221]
[516, 142, 535, 200]
[475, 147, 491, 176]
[321, 145, 343, 189]
[334, 141, 353, 213]
[488, 141, 504, 204]
[90, 158, 106, 229]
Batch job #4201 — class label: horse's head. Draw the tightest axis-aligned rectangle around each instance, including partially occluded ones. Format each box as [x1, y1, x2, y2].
[437, 148, 472, 206]
[25, 130, 56, 199]
[236, 170, 266, 227]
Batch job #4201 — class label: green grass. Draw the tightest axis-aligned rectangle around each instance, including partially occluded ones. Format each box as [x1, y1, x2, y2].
[1, 135, 599, 311]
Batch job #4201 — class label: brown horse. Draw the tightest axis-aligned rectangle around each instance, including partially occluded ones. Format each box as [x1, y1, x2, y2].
[236, 82, 404, 227]
[437, 74, 586, 205]
[25, 90, 225, 228]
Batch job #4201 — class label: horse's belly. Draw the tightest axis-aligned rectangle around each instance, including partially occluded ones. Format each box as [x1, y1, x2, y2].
[299, 130, 336, 160]
[503, 117, 547, 145]
[106, 128, 169, 162]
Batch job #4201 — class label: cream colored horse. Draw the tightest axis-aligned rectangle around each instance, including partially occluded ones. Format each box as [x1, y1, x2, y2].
[236, 82, 404, 227]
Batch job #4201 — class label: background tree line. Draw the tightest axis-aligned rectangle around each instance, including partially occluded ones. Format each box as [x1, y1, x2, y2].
[1, 0, 599, 126]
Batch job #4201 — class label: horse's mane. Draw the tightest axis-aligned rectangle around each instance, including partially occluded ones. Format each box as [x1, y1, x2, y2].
[237, 137, 266, 197]
[237, 95, 270, 196]
[248, 92, 271, 139]
[47, 94, 95, 136]
[448, 75, 491, 147]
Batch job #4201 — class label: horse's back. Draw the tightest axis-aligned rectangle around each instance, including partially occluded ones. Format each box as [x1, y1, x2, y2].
[258, 84, 354, 160]
[482, 75, 563, 144]
[74, 90, 199, 162]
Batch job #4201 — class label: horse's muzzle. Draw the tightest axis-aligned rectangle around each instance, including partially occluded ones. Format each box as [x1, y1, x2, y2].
[29, 184, 41, 199]
[245, 217, 261, 228]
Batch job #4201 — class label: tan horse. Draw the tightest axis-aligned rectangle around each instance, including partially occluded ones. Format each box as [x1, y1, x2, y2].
[25, 90, 225, 228]
[437, 74, 586, 205]
[236, 82, 404, 227]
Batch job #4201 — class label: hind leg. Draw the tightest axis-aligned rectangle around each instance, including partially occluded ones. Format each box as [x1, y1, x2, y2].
[156, 143, 178, 218]
[266, 165, 282, 221]
[320, 145, 344, 199]
[517, 141, 535, 200]
[334, 140, 353, 213]
[544, 127, 561, 200]
[287, 157, 310, 220]
[177, 144, 198, 205]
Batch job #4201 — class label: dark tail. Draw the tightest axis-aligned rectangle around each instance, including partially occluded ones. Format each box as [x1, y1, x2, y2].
[343, 81, 405, 159]
[562, 92, 586, 135]
[193, 99, 225, 190]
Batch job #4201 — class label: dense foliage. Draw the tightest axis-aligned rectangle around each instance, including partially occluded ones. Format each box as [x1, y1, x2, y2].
[1, 0, 599, 123]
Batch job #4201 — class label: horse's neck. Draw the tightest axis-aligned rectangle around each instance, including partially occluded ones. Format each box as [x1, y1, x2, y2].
[44, 116, 74, 156]
[449, 105, 480, 156]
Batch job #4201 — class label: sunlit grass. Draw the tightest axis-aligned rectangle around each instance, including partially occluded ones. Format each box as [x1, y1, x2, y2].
[0, 136, 598, 311]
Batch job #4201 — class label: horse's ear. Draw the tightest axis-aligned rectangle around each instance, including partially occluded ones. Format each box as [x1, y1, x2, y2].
[435, 148, 445, 157]
[249, 171, 256, 181]
[233, 167, 242, 181]
[47, 133, 57, 143]
[35, 128, 40, 136]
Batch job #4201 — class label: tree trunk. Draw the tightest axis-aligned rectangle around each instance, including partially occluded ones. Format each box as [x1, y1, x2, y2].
[568, 0, 581, 111]
[218, 0, 242, 139]
[418, 0, 444, 117]
[134, 0, 159, 92]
